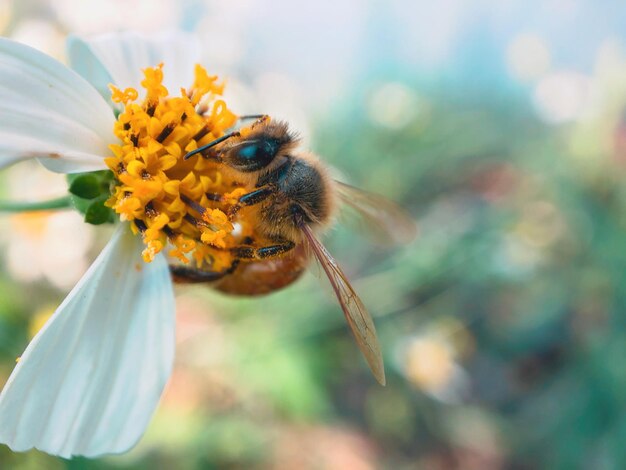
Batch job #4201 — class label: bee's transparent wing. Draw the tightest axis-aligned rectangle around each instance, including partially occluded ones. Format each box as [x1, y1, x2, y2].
[335, 181, 417, 247]
[300, 223, 385, 385]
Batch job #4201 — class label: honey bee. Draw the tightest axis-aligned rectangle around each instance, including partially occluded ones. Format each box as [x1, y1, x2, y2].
[171, 116, 416, 385]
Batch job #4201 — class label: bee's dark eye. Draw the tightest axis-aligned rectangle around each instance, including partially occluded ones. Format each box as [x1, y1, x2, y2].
[228, 139, 280, 172]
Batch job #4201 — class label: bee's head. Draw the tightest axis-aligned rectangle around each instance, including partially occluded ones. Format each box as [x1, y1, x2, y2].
[185, 117, 299, 172]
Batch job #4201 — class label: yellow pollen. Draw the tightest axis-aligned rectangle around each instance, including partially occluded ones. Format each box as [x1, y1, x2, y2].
[223, 188, 247, 205]
[106, 63, 244, 269]
[110, 86, 138, 104]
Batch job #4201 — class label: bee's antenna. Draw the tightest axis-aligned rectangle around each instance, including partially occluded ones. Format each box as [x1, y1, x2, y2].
[184, 115, 272, 160]
[184, 131, 240, 160]
[238, 114, 266, 121]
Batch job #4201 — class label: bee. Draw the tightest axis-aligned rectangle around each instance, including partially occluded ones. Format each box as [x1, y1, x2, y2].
[170, 116, 416, 385]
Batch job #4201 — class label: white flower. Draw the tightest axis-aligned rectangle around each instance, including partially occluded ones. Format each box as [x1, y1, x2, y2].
[0, 31, 208, 458]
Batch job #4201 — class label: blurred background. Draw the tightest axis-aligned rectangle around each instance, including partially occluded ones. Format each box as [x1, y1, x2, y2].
[1, 0, 626, 468]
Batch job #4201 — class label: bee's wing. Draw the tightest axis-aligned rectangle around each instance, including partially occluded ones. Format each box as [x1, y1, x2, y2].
[335, 181, 417, 247]
[300, 223, 386, 385]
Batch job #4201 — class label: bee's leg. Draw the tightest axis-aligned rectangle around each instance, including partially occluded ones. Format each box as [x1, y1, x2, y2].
[170, 260, 240, 284]
[229, 185, 277, 218]
[231, 240, 295, 260]
[181, 185, 276, 229]
[203, 185, 277, 218]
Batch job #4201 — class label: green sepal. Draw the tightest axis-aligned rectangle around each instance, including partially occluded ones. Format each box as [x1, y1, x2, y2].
[84, 195, 116, 225]
[70, 194, 92, 215]
[68, 174, 101, 199]
[67, 170, 114, 192]
[66, 170, 117, 225]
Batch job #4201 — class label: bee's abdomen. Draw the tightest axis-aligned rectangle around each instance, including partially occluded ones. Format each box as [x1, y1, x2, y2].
[213, 243, 310, 296]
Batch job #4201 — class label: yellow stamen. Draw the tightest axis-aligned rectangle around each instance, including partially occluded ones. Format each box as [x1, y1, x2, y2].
[169, 235, 196, 264]
[106, 64, 244, 270]
[110, 86, 139, 104]
[223, 188, 247, 205]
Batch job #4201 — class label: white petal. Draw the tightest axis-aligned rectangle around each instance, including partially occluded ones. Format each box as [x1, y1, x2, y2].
[0, 38, 114, 173]
[0, 224, 176, 458]
[67, 31, 201, 102]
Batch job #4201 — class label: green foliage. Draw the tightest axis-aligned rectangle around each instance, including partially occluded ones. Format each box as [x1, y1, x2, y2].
[66, 171, 116, 225]
[68, 175, 102, 200]
[83, 196, 115, 225]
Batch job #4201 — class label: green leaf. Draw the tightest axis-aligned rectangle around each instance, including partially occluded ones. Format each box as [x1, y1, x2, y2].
[66, 170, 117, 220]
[84, 197, 115, 225]
[70, 195, 91, 215]
[68, 174, 102, 199]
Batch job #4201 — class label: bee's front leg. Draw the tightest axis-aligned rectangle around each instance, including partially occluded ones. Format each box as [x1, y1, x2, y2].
[204, 185, 277, 219]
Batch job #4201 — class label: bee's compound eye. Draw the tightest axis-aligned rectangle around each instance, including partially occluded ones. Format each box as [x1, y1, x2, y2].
[238, 143, 260, 160]
[230, 139, 279, 172]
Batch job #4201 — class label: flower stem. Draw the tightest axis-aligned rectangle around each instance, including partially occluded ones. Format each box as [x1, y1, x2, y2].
[0, 196, 73, 212]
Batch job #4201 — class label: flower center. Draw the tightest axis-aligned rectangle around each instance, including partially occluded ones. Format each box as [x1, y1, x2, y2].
[105, 64, 249, 270]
